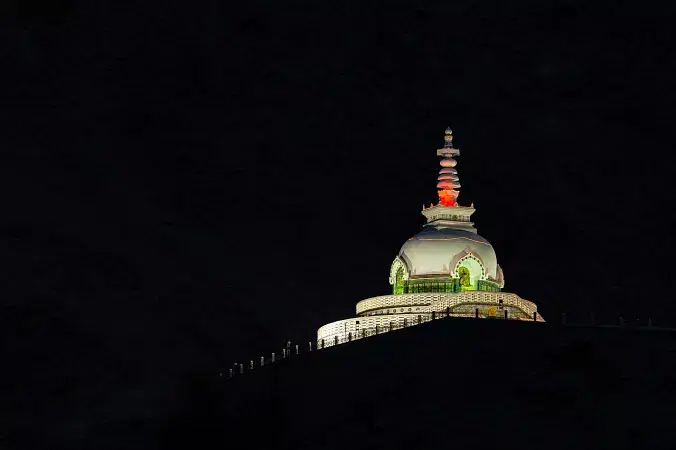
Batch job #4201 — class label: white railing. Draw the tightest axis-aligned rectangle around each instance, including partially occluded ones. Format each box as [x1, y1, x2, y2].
[317, 308, 541, 349]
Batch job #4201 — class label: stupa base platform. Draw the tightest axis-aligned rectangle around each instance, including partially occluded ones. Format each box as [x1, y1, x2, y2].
[317, 291, 544, 349]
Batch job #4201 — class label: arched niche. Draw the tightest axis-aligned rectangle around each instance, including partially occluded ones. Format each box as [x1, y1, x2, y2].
[451, 251, 486, 290]
[389, 256, 410, 284]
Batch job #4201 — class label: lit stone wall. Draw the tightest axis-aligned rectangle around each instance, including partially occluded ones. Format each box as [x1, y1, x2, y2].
[356, 293, 444, 314]
[355, 291, 541, 318]
[317, 314, 425, 348]
[317, 291, 544, 349]
[452, 303, 527, 319]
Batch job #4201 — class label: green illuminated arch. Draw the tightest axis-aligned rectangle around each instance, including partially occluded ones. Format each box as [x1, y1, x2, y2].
[394, 267, 405, 294]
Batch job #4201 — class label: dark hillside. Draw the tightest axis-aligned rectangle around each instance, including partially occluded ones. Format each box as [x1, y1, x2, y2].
[167, 319, 676, 450]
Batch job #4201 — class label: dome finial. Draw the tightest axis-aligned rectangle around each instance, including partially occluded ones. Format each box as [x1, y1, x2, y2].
[443, 127, 454, 147]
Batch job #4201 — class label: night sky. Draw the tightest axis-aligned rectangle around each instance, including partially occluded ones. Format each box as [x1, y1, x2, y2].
[3, 0, 676, 446]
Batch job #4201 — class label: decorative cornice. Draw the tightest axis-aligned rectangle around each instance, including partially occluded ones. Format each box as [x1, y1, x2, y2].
[421, 204, 475, 215]
[408, 236, 491, 246]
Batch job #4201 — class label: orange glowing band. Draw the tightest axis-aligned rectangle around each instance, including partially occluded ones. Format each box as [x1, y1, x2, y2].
[438, 189, 457, 206]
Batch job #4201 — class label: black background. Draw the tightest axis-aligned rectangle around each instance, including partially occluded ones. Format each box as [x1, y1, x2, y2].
[2, 0, 676, 446]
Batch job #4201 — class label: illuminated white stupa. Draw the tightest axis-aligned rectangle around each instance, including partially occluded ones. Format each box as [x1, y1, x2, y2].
[317, 128, 545, 348]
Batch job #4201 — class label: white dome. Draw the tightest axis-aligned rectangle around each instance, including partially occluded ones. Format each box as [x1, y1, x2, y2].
[398, 227, 499, 280]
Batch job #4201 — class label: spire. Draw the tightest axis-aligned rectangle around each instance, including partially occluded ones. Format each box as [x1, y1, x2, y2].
[435, 127, 461, 206]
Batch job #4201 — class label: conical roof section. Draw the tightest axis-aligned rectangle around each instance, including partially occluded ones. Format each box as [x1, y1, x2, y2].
[436, 127, 461, 206]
